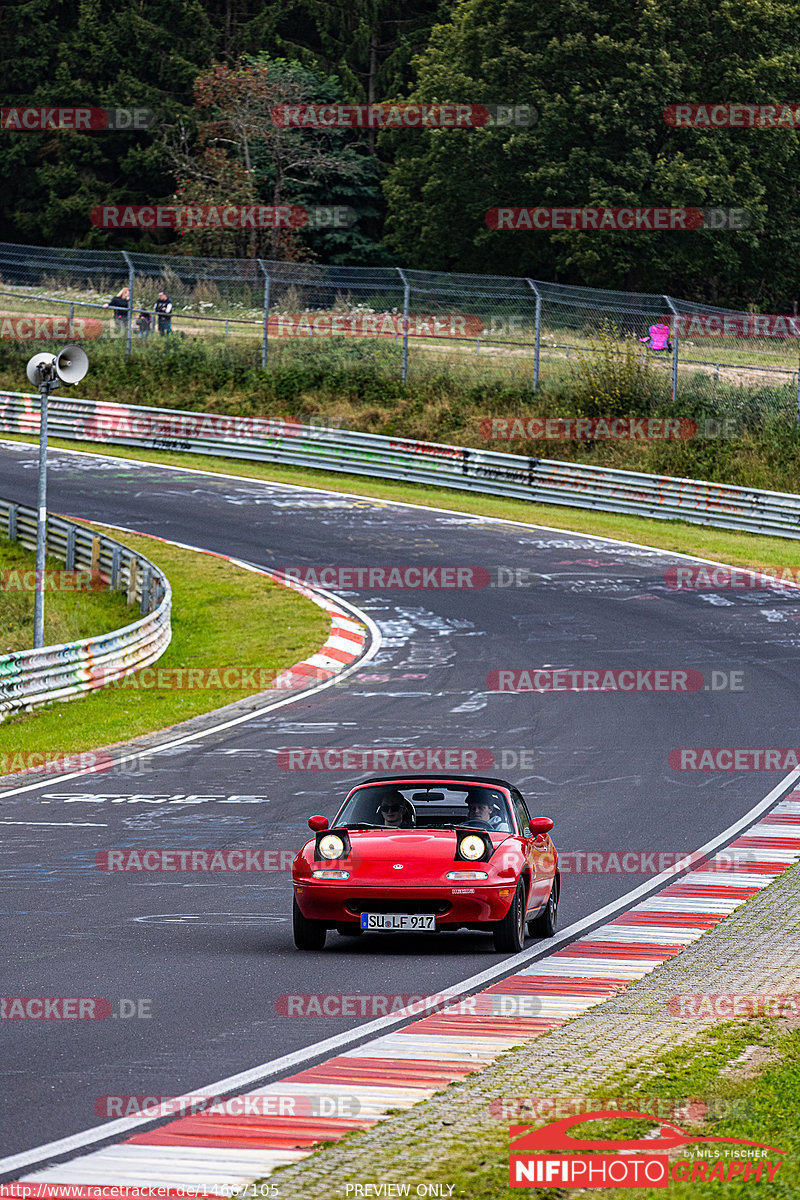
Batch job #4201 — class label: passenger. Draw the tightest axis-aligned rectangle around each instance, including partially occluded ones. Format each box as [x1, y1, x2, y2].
[379, 794, 415, 827]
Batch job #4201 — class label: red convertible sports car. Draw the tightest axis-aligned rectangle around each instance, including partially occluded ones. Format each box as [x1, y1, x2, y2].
[292, 774, 559, 951]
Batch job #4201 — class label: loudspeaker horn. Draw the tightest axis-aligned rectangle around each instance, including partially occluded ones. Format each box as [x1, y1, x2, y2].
[55, 345, 89, 384]
[26, 353, 56, 385]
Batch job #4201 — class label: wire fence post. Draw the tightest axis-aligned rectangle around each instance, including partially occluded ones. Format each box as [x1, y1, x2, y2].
[33, 380, 51, 648]
[5, 237, 800, 426]
[664, 295, 679, 406]
[397, 267, 410, 384]
[122, 251, 134, 361]
[526, 279, 542, 390]
[258, 260, 270, 367]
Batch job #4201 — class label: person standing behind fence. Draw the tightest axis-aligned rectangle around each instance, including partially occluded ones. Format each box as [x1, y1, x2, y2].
[106, 287, 130, 332]
[154, 291, 173, 335]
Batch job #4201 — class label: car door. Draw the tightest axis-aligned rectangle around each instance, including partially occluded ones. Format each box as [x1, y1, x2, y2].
[511, 788, 551, 911]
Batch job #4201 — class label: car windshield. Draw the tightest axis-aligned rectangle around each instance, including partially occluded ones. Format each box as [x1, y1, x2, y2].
[335, 783, 514, 832]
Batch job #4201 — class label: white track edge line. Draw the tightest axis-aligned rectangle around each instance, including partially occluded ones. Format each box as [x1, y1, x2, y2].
[0, 542, 381, 798]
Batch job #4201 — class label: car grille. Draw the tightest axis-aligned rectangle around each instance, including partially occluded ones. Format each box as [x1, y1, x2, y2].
[345, 899, 452, 916]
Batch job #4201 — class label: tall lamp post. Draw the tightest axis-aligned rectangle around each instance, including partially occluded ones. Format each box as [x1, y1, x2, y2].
[25, 346, 89, 648]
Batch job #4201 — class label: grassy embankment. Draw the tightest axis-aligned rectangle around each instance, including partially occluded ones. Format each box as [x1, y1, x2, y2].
[2, 333, 799, 494]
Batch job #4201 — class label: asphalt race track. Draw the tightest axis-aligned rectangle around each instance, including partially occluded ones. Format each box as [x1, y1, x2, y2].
[2, 440, 800, 1166]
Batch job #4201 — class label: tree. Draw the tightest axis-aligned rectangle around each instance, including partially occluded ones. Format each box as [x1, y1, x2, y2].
[278, 0, 455, 104]
[0, 0, 214, 248]
[168, 55, 388, 261]
[382, 0, 800, 306]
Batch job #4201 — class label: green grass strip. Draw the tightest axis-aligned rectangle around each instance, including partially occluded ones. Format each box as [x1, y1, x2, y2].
[560, 1019, 799, 1199]
[0, 534, 131, 655]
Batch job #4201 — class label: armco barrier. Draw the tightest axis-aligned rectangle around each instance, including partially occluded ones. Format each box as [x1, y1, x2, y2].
[1, 391, 800, 539]
[0, 495, 171, 718]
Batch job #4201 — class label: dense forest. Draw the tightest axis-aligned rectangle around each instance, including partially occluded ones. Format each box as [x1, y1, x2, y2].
[3, 0, 800, 306]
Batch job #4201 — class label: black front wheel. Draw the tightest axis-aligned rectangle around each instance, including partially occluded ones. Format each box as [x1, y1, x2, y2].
[528, 875, 559, 939]
[293, 896, 327, 950]
[493, 880, 527, 952]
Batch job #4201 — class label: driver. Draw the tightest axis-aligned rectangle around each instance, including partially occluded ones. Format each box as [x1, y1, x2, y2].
[378, 792, 415, 828]
[462, 791, 509, 830]
[462, 797, 495, 829]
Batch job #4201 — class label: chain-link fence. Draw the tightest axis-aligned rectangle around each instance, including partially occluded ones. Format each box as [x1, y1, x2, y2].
[1, 240, 798, 426]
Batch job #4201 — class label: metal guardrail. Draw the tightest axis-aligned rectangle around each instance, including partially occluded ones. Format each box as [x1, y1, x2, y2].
[0, 493, 172, 718]
[1, 390, 799, 541]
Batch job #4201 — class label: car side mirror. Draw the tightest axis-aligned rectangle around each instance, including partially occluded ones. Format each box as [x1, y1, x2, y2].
[308, 815, 329, 832]
[528, 816, 554, 837]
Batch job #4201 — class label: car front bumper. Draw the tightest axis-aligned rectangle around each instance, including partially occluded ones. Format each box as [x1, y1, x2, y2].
[293, 880, 520, 926]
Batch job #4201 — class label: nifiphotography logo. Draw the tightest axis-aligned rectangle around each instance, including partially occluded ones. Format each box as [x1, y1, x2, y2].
[509, 1110, 785, 1188]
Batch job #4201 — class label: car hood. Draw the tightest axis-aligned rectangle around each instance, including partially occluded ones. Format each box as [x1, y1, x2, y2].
[306, 828, 514, 869]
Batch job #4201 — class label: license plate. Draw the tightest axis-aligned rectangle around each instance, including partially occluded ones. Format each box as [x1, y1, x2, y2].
[360, 912, 436, 932]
